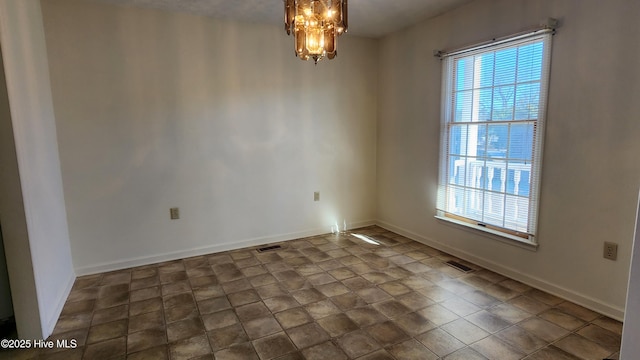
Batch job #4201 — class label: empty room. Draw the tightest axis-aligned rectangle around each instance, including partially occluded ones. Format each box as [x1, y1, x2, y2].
[0, 0, 639, 359]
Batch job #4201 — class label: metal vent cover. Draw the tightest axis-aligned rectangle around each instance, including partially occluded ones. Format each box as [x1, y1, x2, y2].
[445, 260, 474, 273]
[256, 245, 283, 253]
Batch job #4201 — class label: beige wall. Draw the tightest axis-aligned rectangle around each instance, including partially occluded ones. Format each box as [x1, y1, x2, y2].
[377, 0, 640, 319]
[0, 0, 75, 338]
[0, 40, 41, 340]
[621, 192, 640, 358]
[38, 0, 639, 323]
[41, 0, 378, 274]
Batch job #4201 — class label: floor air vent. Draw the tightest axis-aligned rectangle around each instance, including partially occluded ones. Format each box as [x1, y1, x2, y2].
[256, 245, 282, 253]
[445, 260, 474, 273]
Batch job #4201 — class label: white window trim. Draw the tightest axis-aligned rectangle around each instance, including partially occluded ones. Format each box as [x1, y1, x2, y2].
[436, 31, 553, 246]
[435, 215, 539, 250]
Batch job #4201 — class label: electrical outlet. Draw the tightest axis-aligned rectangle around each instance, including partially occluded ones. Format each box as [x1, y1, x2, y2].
[170, 207, 180, 220]
[314, 192, 320, 201]
[603, 241, 618, 260]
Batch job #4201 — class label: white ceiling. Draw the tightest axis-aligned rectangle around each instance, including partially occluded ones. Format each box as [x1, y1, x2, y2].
[93, 0, 475, 38]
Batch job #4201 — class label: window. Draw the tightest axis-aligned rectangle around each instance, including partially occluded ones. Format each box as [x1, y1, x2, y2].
[436, 32, 552, 245]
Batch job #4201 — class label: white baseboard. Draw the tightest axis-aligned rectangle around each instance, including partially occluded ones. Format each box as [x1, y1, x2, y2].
[376, 220, 625, 321]
[43, 270, 75, 339]
[75, 220, 376, 276]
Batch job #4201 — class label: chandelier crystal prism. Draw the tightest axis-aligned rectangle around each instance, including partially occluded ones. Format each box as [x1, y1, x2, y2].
[284, 0, 348, 64]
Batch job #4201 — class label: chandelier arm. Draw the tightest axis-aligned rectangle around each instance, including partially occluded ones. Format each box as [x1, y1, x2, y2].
[341, 0, 348, 31]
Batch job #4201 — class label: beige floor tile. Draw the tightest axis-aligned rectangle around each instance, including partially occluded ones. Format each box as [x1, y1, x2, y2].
[160, 280, 190, 296]
[342, 277, 373, 291]
[394, 311, 436, 336]
[336, 330, 381, 358]
[168, 335, 212, 360]
[444, 347, 488, 360]
[495, 326, 546, 354]
[207, 323, 249, 351]
[396, 291, 434, 311]
[128, 310, 164, 333]
[83, 336, 126, 359]
[86, 319, 127, 344]
[252, 333, 296, 359]
[274, 307, 312, 329]
[356, 349, 395, 360]
[263, 295, 300, 313]
[555, 301, 601, 321]
[52, 313, 92, 334]
[576, 324, 622, 353]
[498, 279, 531, 293]
[192, 284, 225, 301]
[554, 334, 613, 360]
[517, 317, 569, 342]
[465, 310, 511, 333]
[242, 316, 283, 340]
[166, 317, 205, 342]
[60, 299, 95, 317]
[366, 320, 410, 347]
[127, 345, 169, 360]
[202, 309, 238, 331]
[316, 282, 350, 297]
[236, 302, 271, 322]
[214, 342, 259, 360]
[356, 287, 393, 304]
[36, 226, 622, 360]
[372, 299, 411, 319]
[416, 285, 456, 302]
[291, 288, 325, 305]
[129, 298, 162, 317]
[127, 328, 166, 354]
[440, 297, 482, 317]
[525, 346, 581, 360]
[539, 308, 586, 331]
[162, 292, 193, 309]
[591, 316, 623, 335]
[302, 341, 348, 360]
[221, 279, 252, 293]
[483, 283, 520, 301]
[440, 318, 489, 344]
[198, 296, 232, 314]
[165, 302, 199, 323]
[316, 313, 359, 337]
[228, 289, 261, 307]
[387, 339, 438, 360]
[417, 304, 460, 326]
[471, 335, 524, 360]
[286, 323, 330, 349]
[508, 295, 551, 314]
[462, 290, 501, 308]
[346, 306, 387, 327]
[487, 302, 532, 324]
[305, 299, 341, 320]
[416, 328, 465, 357]
[331, 292, 368, 310]
[526, 289, 564, 306]
[255, 283, 287, 299]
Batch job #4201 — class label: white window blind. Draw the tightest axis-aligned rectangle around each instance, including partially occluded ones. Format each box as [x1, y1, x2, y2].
[436, 32, 552, 244]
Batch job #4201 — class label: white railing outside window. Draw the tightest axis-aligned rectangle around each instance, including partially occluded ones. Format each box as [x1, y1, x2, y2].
[449, 159, 531, 232]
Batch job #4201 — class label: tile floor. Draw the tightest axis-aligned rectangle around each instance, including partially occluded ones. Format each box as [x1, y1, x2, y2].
[3, 226, 622, 359]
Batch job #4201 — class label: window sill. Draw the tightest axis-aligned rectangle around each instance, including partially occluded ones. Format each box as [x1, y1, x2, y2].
[434, 215, 539, 251]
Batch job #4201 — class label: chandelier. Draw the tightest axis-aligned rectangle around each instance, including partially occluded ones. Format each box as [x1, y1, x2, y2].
[284, 0, 348, 64]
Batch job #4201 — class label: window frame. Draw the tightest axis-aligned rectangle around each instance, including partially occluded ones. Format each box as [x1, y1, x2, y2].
[436, 31, 553, 246]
